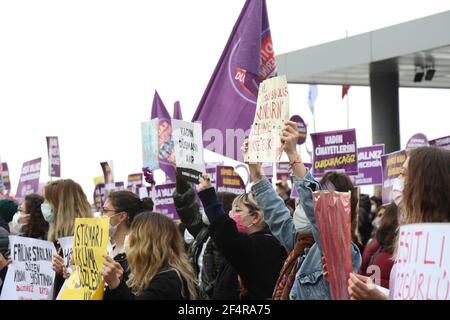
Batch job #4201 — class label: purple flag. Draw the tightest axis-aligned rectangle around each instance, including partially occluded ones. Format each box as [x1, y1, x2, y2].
[100, 161, 114, 185]
[154, 183, 179, 220]
[350, 144, 385, 187]
[1, 163, 11, 192]
[429, 135, 450, 151]
[192, 0, 276, 162]
[93, 183, 106, 211]
[216, 166, 246, 195]
[311, 129, 358, 176]
[46, 136, 61, 177]
[173, 101, 183, 120]
[151, 90, 176, 181]
[381, 150, 407, 204]
[16, 158, 42, 199]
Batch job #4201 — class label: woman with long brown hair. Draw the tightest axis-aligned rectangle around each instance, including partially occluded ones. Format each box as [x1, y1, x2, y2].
[102, 211, 198, 300]
[348, 146, 450, 299]
[46, 179, 92, 298]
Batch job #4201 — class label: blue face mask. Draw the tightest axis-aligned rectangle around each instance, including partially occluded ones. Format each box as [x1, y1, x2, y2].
[41, 202, 55, 222]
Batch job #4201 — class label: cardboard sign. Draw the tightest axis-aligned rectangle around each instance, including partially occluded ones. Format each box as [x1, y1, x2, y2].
[0, 236, 56, 300]
[392, 223, 450, 300]
[16, 158, 42, 200]
[58, 218, 109, 300]
[350, 144, 385, 186]
[154, 183, 178, 220]
[381, 150, 406, 204]
[311, 129, 358, 176]
[46, 136, 61, 177]
[246, 75, 290, 162]
[216, 166, 245, 195]
[141, 119, 160, 171]
[172, 119, 205, 184]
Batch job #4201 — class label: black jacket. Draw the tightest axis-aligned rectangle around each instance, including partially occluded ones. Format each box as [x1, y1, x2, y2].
[198, 187, 287, 300]
[104, 269, 189, 300]
[173, 176, 224, 299]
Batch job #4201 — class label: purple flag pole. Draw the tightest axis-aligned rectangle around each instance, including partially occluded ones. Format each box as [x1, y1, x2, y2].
[173, 101, 183, 120]
[151, 90, 176, 181]
[192, 0, 276, 162]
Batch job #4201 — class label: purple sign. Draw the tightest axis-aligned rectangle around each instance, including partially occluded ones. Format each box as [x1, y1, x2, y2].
[429, 135, 450, 151]
[173, 101, 183, 120]
[216, 166, 246, 195]
[1, 163, 10, 192]
[350, 144, 385, 187]
[16, 158, 42, 199]
[311, 129, 358, 176]
[127, 173, 143, 193]
[276, 162, 290, 181]
[100, 161, 114, 184]
[192, 0, 276, 162]
[114, 182, 125, 191]
[154, 183, 179, 220]
[406, 133, 429, 150]
[290, 115, 307, 145]
[46, 136, 61, 177]
[381, 150, 407, 205]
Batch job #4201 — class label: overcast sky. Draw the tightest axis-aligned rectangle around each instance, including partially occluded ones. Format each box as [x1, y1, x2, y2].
[1, 0, 450, 200]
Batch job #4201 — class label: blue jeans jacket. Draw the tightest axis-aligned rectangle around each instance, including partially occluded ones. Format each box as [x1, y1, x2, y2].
[252, 170, 361, 300]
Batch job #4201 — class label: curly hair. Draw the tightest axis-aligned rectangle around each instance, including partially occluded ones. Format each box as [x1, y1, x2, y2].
[22, 194, 48, 239]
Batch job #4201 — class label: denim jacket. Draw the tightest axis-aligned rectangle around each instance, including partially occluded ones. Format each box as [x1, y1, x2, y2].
[252, 170, 361, 300]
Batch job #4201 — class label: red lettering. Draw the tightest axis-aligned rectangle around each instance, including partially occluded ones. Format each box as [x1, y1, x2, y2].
[426, 274, 432, 300]
[414, 231, 423, 263]
[424, 233, 436, 265]
[417, 273, 425, 300]
[409, 270, 418, 300]
[403, 273, 411, 299]
[439, 236, 445, 268]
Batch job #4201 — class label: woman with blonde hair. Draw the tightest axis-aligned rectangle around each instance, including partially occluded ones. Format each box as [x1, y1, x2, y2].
[102, 211, 198, 300]
[46, 179, 92, 297]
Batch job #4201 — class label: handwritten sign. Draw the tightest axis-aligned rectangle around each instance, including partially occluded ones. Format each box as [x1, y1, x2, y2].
[381, 150, 406, 204]
[311, 129, 358, 176]
[16, 158, 42, 200]
[172, 119, 205, 184]
[246, 75, 290, 162]
[58, 218, 109, 300]
[392, 223, 450, 300]
[0, 236, 56, 300]
[350, 144, 384, 186]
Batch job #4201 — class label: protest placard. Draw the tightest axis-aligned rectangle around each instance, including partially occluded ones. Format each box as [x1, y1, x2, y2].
[246, 75, 290, 162]
[1, 162, 10, 193]
[216, 166, 245, 195]
[58, 218, 109, 300]
[405, 133, 429, 151]
[350, 144, 384, 186]
[141, 119, 160, 170]
[58, 236, 74, 273]
[127, 173, 143, 193]
[290, 115, 307, 145]
[429, 135, 450, 151]
[154, 183, 178, 220]
[46, 136, 61, 177]
[0, 236, 56, 300]
[172, 119, 205, 184]
[381, 150, 406, 204]
[16, 158, 42, 199]
[311, 129, 358, 176]
[392, 223, 450, 300]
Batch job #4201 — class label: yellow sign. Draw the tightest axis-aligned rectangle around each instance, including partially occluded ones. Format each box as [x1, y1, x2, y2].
[58, 218, 109, 300]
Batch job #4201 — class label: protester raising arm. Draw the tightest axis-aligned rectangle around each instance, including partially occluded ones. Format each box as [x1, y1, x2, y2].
[173, 169, 204, 238]
[244, 141, 298, 252]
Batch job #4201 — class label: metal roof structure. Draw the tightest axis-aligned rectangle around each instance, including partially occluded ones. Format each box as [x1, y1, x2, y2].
[276, 10, 450, 88]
